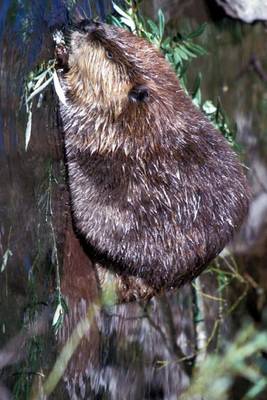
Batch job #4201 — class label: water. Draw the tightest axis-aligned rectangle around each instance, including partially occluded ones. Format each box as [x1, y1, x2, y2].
[0, 1, 267, 399]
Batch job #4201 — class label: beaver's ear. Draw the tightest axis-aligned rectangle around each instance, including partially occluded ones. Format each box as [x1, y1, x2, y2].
[128, 85, 149, 103]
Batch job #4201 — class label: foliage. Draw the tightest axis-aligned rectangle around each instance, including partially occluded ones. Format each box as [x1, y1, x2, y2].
[24, 60, 55, 150]
[110, 1, 237, 147]
[1, 228, 13, 272]
[182, 325, 267, 400]
[23, 0, 237, 150]
[11, 162, 66, 399]
[203, 99, 239, 151]
[110, 2, 207, 75]
[12, 280, 46, 399]
[1, 249, 13, 272]
[38, 163, 68, 334]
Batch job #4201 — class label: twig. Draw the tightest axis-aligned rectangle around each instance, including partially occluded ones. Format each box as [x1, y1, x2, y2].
[250, 54, 267, 82]
[158, 294, 195, 376]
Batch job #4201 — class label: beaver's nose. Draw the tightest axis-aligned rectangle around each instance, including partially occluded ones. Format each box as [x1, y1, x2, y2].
[77, 19, 103, 34]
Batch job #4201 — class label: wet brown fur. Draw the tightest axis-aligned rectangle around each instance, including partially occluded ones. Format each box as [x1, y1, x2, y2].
[57, 21, 249, 291]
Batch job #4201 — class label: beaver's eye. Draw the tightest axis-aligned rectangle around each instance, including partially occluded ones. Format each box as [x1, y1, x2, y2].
[106, 50, 113, 59]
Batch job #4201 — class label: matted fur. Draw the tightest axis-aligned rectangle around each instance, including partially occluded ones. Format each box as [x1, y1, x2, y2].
[57, 21, 249, 291]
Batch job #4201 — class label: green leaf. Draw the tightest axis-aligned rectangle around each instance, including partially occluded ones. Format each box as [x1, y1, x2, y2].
[189, 42, 208, 56]
[112, 2, 136, 32]
[120, 16, 136, 32]
[1, 249, 13, 272]
[26, 75, 53, 104]
[109, 15, 123, 27]
[25, 107, 32, 151]
[52, 303, 64, 327]
[158, 9, 165, 39]
[32, 70, 50, 90]
[203, 100, 217, 114]
[182, 43, 198, 58]
[147, 19, 159, 35]
[176, 45, 189, 60]
[192, 73, 202, 107]
[173, 48, 182, 64]
[187, 23, 207, 39]
[245, 378, 267, 399]
[178, 63, 189, 79]
[165, 53, 173, 64]
[112, 2, 131, 20]
[53, 71, 67, 105]
[161, 36, 171, 50]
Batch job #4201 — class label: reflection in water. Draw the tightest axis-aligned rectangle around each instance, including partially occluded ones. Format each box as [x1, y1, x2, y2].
[0, 1, 267, 399]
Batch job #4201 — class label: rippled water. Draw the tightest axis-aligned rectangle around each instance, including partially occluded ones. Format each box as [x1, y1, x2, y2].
[0, 1, 267, 399]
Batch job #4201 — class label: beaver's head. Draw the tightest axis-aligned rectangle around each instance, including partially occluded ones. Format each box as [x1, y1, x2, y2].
[57, 20, 179, 114]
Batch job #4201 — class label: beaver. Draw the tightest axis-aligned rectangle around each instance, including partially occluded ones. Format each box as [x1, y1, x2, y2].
[56, 19, 249, 292]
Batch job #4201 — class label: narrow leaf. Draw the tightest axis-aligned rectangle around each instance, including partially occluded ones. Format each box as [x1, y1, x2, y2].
[1, 249, 13, 272]
[33, 70, 49, 90]
[112, 2, 132, 20]
[25, 107, 32, 151]
[192, 73, 202, 106]
[26, 75, 53, 103]
[120, 16, 136, 32]
[187, 23, 207, 39]
[52, 303, 64, 327]
[147, 19, 159, 35]
[158, 9, 165, 39]
[53, 71, 67, 106]
[203, 100, 217, 114]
